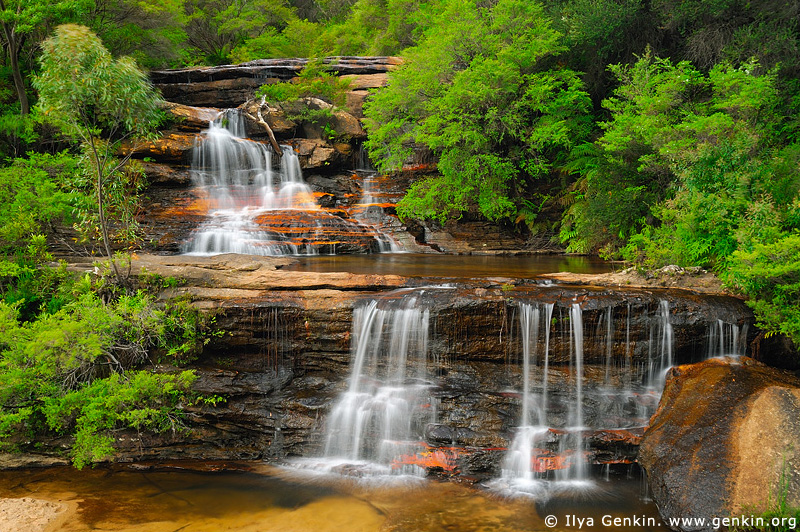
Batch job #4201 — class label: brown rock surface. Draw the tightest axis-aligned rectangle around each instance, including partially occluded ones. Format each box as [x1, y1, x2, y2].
[160, 101, 220, 131]
[543, 265, 728, 295]
[639, 357, 800, 530]
[287, 138, 344, 170]
[121, 131, 196, 164]
[151, 57, 402, 108]
[140, 161, 192, 186]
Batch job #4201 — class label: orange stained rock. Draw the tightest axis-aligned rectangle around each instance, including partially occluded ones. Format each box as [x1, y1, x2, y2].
[392, 447, 460, 473]
[530, 449, 593, 473]
[150, 197, 213, 219]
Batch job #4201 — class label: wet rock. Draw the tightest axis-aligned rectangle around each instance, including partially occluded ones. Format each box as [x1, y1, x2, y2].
[238, 98, 297, 139]
[287, 138, 345, 170]
[639, 357, 800, 531]
[292, 98, 365, 140]
[140, 161, 192, 187]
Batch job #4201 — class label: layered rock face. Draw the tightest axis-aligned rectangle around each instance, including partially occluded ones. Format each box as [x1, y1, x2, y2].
[150, 56, 400, 112]
[126, 57, 533, 255]
[104, 255, 754, 480]
[639, 357, 800, 531]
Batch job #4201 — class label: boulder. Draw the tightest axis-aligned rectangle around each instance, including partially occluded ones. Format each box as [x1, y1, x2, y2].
[121, 131, 196, 164]
[639, 357, 800, 531]
[159, 101, 219, 131]
[140, 161, 192, 187]
[287, 138, 344, 170]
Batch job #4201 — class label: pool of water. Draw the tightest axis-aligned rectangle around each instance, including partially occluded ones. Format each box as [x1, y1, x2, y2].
[0, 463, 666, 532]
[285, 253, 614, 279]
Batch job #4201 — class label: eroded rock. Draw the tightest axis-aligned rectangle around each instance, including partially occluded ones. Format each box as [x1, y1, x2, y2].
[639, 357, 800, 531]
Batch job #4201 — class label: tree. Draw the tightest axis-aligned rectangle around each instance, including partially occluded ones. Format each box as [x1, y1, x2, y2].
[364, 0, 591, 225]
[183, 0, 296, 64]
[87, 0, 189, 69]
[33, 24, 162, 275]
[0, 0, 89, 115]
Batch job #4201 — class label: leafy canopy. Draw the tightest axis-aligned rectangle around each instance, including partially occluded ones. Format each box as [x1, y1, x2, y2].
[34, 24, 162, 144]
[364, 0, 592, 224]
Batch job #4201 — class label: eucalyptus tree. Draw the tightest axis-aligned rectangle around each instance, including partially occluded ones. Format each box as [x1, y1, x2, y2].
[0, 0, 90, 115]
[33, 24, 162, 276]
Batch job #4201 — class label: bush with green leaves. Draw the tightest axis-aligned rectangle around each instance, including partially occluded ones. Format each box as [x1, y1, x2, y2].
[724, 233, 800, 347]
[257, 60, 352, 111]
[561, 52, 793, 261]
[0, 272, 218, 468]
[0, 152, 81, 255]
[364, 0, 592, 225]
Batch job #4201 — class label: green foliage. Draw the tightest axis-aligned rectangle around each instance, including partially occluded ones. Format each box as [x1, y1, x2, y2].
[34, 24, 163, 143]
[230, 19, 321, 61]
[257, 60, 352, 109]
[315, 0, 433, 56]
[184, 0, 296, 64]
[365, 0, 592, 224]
[88, 0, 189, 69]
[0, 152, 80, 255]
[255, 60, 353, 134]
[34, 24, 163, 262]
[562, 52, 786, 262]
[0, 270, 218, 467]
[724, 234, 800, 346]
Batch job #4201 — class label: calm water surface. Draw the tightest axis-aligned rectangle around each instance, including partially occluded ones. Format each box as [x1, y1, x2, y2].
[0, 463, 666, 531]
[285, 253, 614, 279]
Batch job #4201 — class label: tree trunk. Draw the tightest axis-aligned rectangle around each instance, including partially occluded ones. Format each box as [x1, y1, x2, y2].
[1, 22, 29, 115]
[90, 138, 121, 281]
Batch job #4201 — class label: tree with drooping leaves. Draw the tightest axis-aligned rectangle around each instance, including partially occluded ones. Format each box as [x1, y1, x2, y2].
[33, 24, 163, 277]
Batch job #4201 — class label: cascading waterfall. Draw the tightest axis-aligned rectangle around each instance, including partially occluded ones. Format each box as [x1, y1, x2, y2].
[350, 143, 403, 253]
[352, 174, 403, 253]
[322, 290, 434, 475]
[499, 298, 749, 493]
[707, 319, 748, 357]
[183, 110, 321, 256]
[646, 300, 674, 389]
[556, 303, 589, 481]
[502, 303, 553, 485]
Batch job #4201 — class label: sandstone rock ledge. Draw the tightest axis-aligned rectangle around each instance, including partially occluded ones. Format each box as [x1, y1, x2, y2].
[542, 265, 730, 295]
[639, 357, 800, 531]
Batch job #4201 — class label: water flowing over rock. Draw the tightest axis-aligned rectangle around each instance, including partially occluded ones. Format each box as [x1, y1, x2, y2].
[321, 289, 436, 475]
[54, 254, 756, 480]
[180, 109, 399, 255]
[639, 357, 800, 531]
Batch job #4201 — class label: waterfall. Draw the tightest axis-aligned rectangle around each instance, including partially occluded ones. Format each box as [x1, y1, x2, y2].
[183, 110, 321, 256]
[352, 172, 403, 253]
[646, 300, 673, 389]
[502, 303, 552, 484]
[498, 298, 751, 493]
[706, 319, 748, 357]
[322, 290, 434, 474]
[556, 303, 589, 481]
